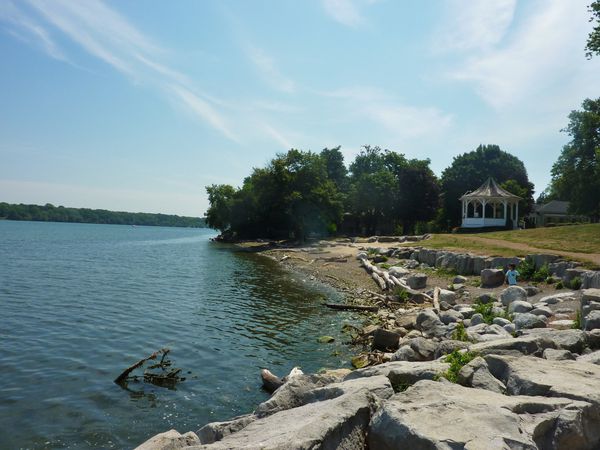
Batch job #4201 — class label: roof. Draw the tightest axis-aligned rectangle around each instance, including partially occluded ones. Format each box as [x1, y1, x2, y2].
[537, 200, 570, 215]
[460, 177, 521, 200]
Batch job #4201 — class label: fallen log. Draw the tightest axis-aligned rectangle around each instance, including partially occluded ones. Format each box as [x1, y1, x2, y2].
[371, 272, 386, 290]
[433, 287, 441, 311]
[324, 303, 379, 312]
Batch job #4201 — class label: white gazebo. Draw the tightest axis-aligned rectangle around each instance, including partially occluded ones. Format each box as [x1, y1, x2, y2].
[460, 177, 521, 229]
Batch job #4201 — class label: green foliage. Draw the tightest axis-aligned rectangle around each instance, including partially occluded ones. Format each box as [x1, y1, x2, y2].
[573, 310, 582, 329]
[0, 202, 206, 228]
[451, 322, 469, 342]
[545, 276, 556, 285]
[569, 277, 582, 290]
[440, 350, 478, 383]
[532, 264, 550, 282]
[556, 281, 564, 289]
[517, 258, 536, 280]
[548, 98, 600, 221]
[391, 381, 411, 393]
[393, 286, 411, 303]
[438, 144, 534, 228]
[379, 263, 391, 269]
[586, 1, 600, 58]
[473, 301, 511, 325]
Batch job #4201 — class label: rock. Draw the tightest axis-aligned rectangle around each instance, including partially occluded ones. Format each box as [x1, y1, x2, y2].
[455, 305, 475, 319]
[394, 313, 417, 330]
[369, 380, 600, 450]
[508, 300, 533, 314]
[523, 285, 540, 296]
[356, 251, 368, 260]
[451, 283, 466, 291]
[372, 328, 401, 351]
[577, 350, 600, 365]
[582, 271, 600, 289]
[439, 309, 462, 324]
[457, 356, 506, 394]
[550, 319, 576, 329]
[345, 360, 449, 388]
[543, 348, 576, 361]
[500, 285, 528, 306]
[485, 354, 600, 413]
[481, 268, 504, 288]
[405, 273, 427, 290]
[438, 288, 457, 305]
[503, 323, 516, 334]
[531, 305, 553, 317]
[469, 334, 557, 357]
[453, 275, 468, 284]
[493, 317, 511, 327]
[519, 329, 587, 353]
[199, 376, 393, 449]
[317, 335, 335, 343]
[390, 345, 418, 362]
[408, 337, 437, 361]
[584, 310, 600, 331]
[477, 293, 496, 304]
[136, 430, 200, 450]
[415, 309, 447, 338]
[388, 266, 409, 279]
[587, 329, 600, 349]
[470, 313, 485, 326]
[467, 323, 512, 342]
[197, 415, 256, 444]
[539, 292, 576, 305]
[513, 313, 547, 330]
[526, 254, 559, 269]
[433, 340, 470, 358]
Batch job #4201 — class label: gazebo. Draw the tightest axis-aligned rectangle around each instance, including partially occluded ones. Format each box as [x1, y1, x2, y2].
[460, 177, 521, 229]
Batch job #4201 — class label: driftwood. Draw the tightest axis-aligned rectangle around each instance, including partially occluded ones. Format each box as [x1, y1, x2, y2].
[433, 287, 441, 311]
[114, 348, 168, 384]
[371, 272, 386, 290]
[367, 290, 387, 301]
[324, 303, 379, 312]
[261, 367, 304, 394]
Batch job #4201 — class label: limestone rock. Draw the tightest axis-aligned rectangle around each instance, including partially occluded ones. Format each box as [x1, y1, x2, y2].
[467, 323, 512, 342]
[406, 273, 427, 290]
[493, 317, 511, 327]
[453, 275, 468, 284]
[457, 356, 506, 394]
[500, 285, 528, 306]
[481, 268, 504, 288]
[433, 340, 470, 359]
[577, 350, 600, 365]
[197, 415, 256, 445]
[197, 376, 393, 449]
[531, 305, 553, 317]
[469, 334, 557, 357]
[439, 309, 462, 324]
[586, 329, 600, 349]
[503, 323, 516, 334]
[388, 266, 409, 279]
[584, 310, 600, 331]
[372, 328, 401, 351]
[136, 430, 200, 450]
[470, 312, 485, 326]
[438, 288, 457, 305]
[524, 285, 540, 296]
[368, 380, 600, 450]
[543, 348, 576, 361]
[477, 293, 496, 304]
[539, 292, 576, 305]
[344, 360, 449, 388]
[509, 300, 534, 314]
[514, 312, 547, 330]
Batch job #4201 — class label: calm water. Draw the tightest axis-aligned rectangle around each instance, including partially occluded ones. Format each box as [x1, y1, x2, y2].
[0, 221, 357, 449]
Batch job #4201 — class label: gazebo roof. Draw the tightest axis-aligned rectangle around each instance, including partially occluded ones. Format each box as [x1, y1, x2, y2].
[460, 177, 521, 200]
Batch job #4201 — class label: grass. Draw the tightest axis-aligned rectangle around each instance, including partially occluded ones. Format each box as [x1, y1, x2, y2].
[438, 350, 478, 383]
[472, 301, 512, 324]
[451, 322, 469, 342]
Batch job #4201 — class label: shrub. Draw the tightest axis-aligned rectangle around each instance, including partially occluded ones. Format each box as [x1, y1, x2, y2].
[545, 276, 556, 284]
[569, 277, 582, 290]
[393, 286, 411, 303]
[555, 281, 564, 289]
[440, 350, 478, 383]
[532, 264, 550, 282]
[473, 300, 511, 325]
[518, 258, 536, 280]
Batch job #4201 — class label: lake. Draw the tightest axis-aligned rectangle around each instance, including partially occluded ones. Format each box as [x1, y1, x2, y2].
[0, 221, 357, 449]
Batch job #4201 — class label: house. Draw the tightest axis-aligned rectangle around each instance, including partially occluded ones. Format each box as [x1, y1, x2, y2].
[460, 177, 521, 229]
[531, 200, 588, 227]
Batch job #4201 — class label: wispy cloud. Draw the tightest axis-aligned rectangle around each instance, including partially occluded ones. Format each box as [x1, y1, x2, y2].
[433, 0, 516, 53]
[448, 0, 600, 109]
[325, 86, 453, 139]
[245, 45, 296, 93]
[2, 0, 237, 141]
[322, 0, 366, 27]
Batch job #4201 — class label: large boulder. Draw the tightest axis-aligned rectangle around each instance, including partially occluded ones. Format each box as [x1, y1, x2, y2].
[344, 360, 448, 388]
[197, 415, 256, 445]
[584, 310, 600, 331]
[368, 380, 600, 450]
[508, 300, 533, 314]
[388, 266, 409, 279]
[438, 288, 457, 305]
[457, 356, 506, 394]
[485, 354, 600, 412]
[439, 309, 463, 324]
[469, 334, 557, 357]
[582, 271, 600, 289]
[195, 376, 393, 449]
[481, 268, 504, 288]
[415, 309, 447, 338]
[539, 292, 577, 305]
[577, 350, 600, 365]
[372, 328, 401, 351]
[466, 323, 512, 342]
[136, 430, 200, 450]
[519, 329, 587, 354]
[500, 285, 528, 306]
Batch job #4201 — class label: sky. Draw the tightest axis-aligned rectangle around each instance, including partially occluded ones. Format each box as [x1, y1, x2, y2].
[1, 0, 599, 217]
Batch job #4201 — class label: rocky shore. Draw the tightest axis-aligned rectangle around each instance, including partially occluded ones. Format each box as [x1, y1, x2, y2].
[136, 237, 600, 450]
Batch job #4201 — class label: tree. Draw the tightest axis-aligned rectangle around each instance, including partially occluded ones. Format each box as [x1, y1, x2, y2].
[548, 98, 600, 221]
[320, 146, 348, 193]
[205, 184, 237, 231]
[439, 145, 534, 228]
[586, 1, 600, 59]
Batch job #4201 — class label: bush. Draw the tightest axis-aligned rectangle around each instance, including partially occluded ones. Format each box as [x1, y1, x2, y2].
[555, 281, 564, 289]
[394, 286, 411, 303]
[532, 264, 550, 282]
[518, 258, 536, 280]
[569, 277, 582, 290]
[473, 300, 511, 325]
[451, 322, 469, 342]
[439, 350, 478, 383]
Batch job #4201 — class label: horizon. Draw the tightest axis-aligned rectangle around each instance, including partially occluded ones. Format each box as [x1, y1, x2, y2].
[2, 0, 599, 217]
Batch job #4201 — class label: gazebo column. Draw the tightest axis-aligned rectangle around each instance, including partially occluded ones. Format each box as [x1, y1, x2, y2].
[503, 201, 507, 224]
[515, 202, 519, 228]
[482, 200, 486, 222]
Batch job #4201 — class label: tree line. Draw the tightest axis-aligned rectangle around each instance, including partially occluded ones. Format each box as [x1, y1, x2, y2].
[205, 94, 600, 240]
[0, 202, 207, 228]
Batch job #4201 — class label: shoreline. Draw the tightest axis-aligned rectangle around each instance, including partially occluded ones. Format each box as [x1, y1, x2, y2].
[137, 237, 600, 450]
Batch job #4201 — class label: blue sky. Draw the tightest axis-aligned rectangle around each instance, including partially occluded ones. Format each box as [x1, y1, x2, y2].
[1, 0, 599, 217]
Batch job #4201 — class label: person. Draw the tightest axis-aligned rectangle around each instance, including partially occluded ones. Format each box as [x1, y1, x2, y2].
[505, 263, 520, 286]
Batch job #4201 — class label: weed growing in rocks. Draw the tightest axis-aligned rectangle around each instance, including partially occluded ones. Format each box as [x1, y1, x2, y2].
[572, 310, 582, 329]
[451, 322, 469, 342]
[439, 350, 478, 383]
[556, 281, 564, 289]
[393, 286, 411, 303]
[569, 277, 582, 290]
[473, 301, 511, 325]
